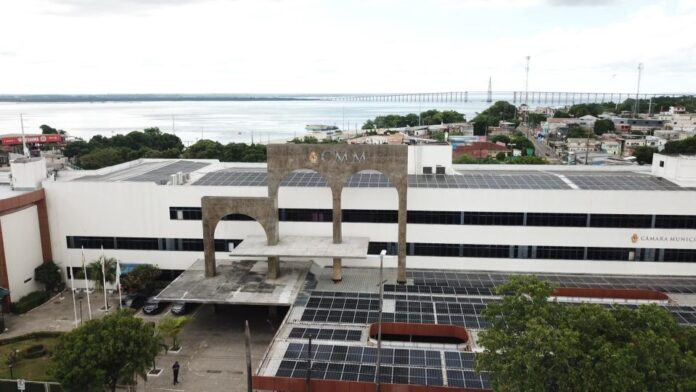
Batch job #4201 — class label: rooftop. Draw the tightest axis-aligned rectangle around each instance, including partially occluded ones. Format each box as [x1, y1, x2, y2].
[254, 265, 696, 391]
[64, 158, 696, 191]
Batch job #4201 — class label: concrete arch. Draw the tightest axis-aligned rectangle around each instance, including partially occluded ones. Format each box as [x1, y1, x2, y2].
[202, 196, 278, 278]
[266, 144, 408, 283]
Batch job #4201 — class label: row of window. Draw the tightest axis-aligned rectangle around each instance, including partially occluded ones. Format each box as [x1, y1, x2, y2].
[169, 207, 696, 229]
[66, 236, 696, 262]
[66, 236, 241, 252]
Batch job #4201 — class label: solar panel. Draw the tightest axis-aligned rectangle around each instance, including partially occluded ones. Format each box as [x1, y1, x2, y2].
[129, 161, 209, 183]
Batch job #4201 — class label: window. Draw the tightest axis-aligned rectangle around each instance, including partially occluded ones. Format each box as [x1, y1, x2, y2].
[587, 247, 634, 261]
[66, 236, 241, 252]
[281, 209, 332, 222]
[536, 246, 584, 260]
[408, 211, 460, 225]
[663, 249, 696, 262]
[659, 160, 665, 167]
[367, 242, 398, 255]
[67, 236, 116, 249]
[463, 212, 524, 226]
[526, 213, 587, 227]
[589, 214, 652, 228]
[655, 215, 696, 229]
[344, 209, 397, 223]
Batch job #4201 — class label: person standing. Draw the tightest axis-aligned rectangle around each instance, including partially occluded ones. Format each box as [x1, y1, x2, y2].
[172, 361, 180, 385]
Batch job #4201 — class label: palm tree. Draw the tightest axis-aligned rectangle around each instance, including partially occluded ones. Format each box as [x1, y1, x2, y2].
[89, 257, 117, 290]
[157, 316, 192, 351]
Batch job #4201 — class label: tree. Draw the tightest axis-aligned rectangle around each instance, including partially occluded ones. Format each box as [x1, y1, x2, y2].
[121, 264, 162, 295]
[663, 136, 696, 155]
[508, 156, 548, 164]
[40, 124, 65, 135]
[553, 110, 571, 118]
[527, 113, 547, 126]
[34, 262, 62, 292]
[510, 134, 535, 156]
[477, 276, 696, 392]
[89, 257, 117, 290]
[472, 101, 518, 135]
[52, 310, 163, 392]
[182, 139, 224, 159]
[566, 126, 593, 139]
[495, 152, 507, 161]
[157, 316, 192, 351]
[633, 146, 657, 165]
[593, 119, 615, 135]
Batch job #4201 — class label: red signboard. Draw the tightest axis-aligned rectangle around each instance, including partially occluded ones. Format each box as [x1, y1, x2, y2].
[1, 134, 63, 145]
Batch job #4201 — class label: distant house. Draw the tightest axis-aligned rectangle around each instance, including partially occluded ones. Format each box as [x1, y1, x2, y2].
[453, 142, 510, 160]
[611, 117, 664, 133]
[577, 115, 598, 129]
[566, 138, 600, 153]
[601, 140, 622, 156]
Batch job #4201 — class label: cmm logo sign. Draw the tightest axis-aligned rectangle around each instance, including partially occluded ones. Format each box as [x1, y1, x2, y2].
[631, 233, 639, 243]
[308, 150, 367, 164]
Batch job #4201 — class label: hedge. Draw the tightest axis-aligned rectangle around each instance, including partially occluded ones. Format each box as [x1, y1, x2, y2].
[10, 291, 51, 314]
[0, 331, 63, 346]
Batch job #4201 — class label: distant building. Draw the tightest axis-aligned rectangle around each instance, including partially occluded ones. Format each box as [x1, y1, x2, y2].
[577, 115, 598, 129]
[654, 129, 691, 141]
[611, 118, 664, 133]
[601, 140, 622, 156]
[566, 138, 600, 153]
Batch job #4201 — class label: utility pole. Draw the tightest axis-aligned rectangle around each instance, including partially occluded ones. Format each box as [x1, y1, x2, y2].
[245, 320, 252, 392]
[305, 335, 313, 392]
[19, 114, 29, 157]
[375, 250, 386, 392]
[633, 63, 643, 118]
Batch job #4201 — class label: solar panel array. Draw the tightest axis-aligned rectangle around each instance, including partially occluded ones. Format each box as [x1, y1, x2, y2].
[563, 173, 683, 191]
[129, 161, 209, 183]
[192, 168, 689, 191]
[407, 270, 696, 294]
[301, 291, 490, 329]
[288, 328, 362, 341]
[279, 343, 445, 386]
[278, 343, 492, 388]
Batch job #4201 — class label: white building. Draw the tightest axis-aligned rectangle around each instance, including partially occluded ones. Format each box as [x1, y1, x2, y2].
[25, 146, 695, 285]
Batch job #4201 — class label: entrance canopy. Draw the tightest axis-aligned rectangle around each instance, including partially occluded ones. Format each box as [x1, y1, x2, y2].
[156, 259, 310, 306]
[229, 235, 370, 259]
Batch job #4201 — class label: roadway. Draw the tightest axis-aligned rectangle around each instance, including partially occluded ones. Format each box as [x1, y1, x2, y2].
[517, 125, 561, 163]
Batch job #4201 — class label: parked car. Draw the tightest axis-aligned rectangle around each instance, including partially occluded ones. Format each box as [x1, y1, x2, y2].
[142, 297, 168, 315]
[170, 302, 191, 315]
[121, 294, 146, 310]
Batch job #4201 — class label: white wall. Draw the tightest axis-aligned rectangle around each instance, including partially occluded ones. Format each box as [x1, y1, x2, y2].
[1, 206, 43, 298]
[43, 176, 696, 277]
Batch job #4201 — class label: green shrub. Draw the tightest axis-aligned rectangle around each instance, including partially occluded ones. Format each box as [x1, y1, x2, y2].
[10, 291, 51, 314]
[34, 262, 62, 292]
[0, 331, 63, 346]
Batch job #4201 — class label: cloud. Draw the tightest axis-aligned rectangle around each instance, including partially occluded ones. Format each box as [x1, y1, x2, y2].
[43, 0, 216, 15]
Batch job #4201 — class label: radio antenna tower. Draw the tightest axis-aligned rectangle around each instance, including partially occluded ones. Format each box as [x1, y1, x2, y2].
[486, 77, 492, 103]
[633, 63, 643, 117]
[524, 56, 530, 105]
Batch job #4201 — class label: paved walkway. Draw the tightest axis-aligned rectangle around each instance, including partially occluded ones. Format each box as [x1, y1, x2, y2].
[3, 290, 122, 338]
[137, 304, 279, 392]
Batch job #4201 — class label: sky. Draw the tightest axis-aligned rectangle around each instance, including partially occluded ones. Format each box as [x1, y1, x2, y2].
[0, 0, 695, 94]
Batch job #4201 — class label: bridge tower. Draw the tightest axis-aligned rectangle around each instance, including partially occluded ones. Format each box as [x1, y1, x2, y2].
[486, 77, 493, 103]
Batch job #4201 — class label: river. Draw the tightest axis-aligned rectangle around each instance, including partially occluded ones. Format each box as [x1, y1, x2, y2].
[0, 94, 502, 145]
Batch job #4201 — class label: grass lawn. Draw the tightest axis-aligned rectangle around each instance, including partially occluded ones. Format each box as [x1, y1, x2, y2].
[0, 336, 60, 381]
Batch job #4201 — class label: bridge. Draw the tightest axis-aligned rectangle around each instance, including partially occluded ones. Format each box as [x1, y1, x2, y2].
[327, 91, 694, 105]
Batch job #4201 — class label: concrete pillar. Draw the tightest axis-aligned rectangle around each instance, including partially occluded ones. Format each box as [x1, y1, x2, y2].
[268, 256, 280, 279]
[397, 188, 407, 284]
[203, 219, 217, 277]
[331, 185, 342, 282]
[465, 91, 468, 102]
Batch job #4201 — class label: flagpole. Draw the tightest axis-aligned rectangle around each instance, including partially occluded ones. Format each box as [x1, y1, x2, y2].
[70, 262, 78, 327]
[81, 247, 92, 320]
[116, 261, 123, 310]
[101, 246, 108, 313]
